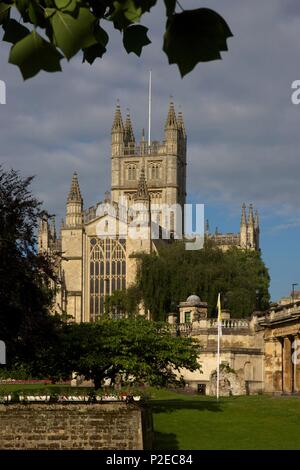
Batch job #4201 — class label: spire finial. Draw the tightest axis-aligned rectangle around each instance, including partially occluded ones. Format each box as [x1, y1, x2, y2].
[133, 166, 149, 201]
[248, 203, 254, 225]
[177, 106, 186, 138]
[124, 108, 135, 143]
[254, 209, 259, 229]
[112, 101, 124, 132]
[241, 203, 247, 225]
[67, 172, 82, 204]
[165, 99, 177, 129]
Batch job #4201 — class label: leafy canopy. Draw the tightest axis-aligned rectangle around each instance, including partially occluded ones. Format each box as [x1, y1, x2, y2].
[35, 318, 201, 389]
[127, 241, 270, 320]
[0, 0, 233, 79]
[0, 166, 60, 367]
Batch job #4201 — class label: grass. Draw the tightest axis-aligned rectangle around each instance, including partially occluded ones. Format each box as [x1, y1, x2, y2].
[1, 384, 300, 449]
[149, 388, 300, 450]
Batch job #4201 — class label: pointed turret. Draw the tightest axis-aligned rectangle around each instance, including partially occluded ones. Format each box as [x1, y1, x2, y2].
[254, 209, 260, 251]
[38, 214, 49, 253]
[248, 204, 254, 225]
[67, 172, 82, 204]
[164, 99, 179, 154]
[133, 167, 149, 201]
[177, 110, 186, 139]
[254, 209, 259, 230]
[111, 102, 124, 132]
[165, 100, 178, 129]
[247, 204, 255, 249]
[240, 203, 247, 249]
[66, 172, 83, 227]
[111, 102, 124, 157]
[241, 203, 247, 225]
[124, 110, 135, 143]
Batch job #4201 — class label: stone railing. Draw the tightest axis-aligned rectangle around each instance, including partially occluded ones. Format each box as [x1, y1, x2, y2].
[123, 142, 166, 156]
[209, 318, 250, 329]
[169, 318, 250, 335]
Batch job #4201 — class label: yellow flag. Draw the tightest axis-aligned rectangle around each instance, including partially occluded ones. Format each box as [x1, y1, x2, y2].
[217, 293, 222, 321]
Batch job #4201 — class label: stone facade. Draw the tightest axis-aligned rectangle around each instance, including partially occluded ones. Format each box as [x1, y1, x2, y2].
[170, 294, 300, 396]
[256, 299, 300, 394]
[0, 403, 153, 450]
[38, 101, 260, 322]
[168, 295, 264, 395]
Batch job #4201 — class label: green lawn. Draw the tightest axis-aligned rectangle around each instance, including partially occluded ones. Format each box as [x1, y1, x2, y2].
[149, 389, 300, 450]
[1, 384, 300, 449]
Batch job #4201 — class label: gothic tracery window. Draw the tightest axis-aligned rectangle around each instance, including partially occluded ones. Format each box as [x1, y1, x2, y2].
[89, 237, 126, 321]
[127, 164, 136, 181]
[149, 163, 161, 180]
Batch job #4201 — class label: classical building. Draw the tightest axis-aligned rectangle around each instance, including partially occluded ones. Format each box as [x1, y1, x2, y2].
[170, 294, 300, 396]
[168, 295, 265, 395]
[256, 298, 300, 394]
[38, 101, 260, 322]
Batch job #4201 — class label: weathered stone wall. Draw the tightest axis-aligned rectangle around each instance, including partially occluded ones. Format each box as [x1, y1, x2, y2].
[0, 403, 153, 450]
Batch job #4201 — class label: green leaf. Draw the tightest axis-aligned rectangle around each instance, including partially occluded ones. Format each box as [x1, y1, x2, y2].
[54, 0, 78, 14]
[83, 23, 108, 64]
[110, 0, 142, 30]
[49, 7, 97, 59]
[94, 24, 109, 47]
[82, 43, 106, 64]
[15, 0, 30, 16]
[163, 8, 233, 77]
[3, 19, 30, 44]
[45, 7, 56, 18]
[54, 0, 72, 9]
[164, 0, 176, 17]
[123, 24, 151, 56]
[0, 3, 12, 25]
[8, 30, 63, 80]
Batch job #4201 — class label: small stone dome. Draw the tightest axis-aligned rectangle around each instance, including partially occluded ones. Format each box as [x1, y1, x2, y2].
[186, 294, 201, 305]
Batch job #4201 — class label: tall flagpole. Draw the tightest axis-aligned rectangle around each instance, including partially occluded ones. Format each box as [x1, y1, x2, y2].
[217, 318, 220, 400]
[148, 70, 152, 149]
[216, 293, 222, 400]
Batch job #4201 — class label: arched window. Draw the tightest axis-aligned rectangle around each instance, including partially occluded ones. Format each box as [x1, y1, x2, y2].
[89, 237, 126, 321]
[128, 164, 136, 181]
[149, 163, 161, 180]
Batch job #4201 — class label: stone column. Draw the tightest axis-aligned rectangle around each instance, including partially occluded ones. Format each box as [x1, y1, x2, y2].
[283, 336, 293, 393]
[264, 337, 281, 393]
[294, 335, 300, 392]
[273, 338, 283, 392]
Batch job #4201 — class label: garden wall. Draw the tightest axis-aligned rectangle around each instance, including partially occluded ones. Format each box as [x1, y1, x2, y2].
[0, 402, 153, 450]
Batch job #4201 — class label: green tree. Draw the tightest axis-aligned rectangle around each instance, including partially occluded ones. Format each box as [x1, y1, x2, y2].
[0, 1, 233, 79]
[135, 241, 270, 320]
[0, 166, 60, 370]
[46, 318, 201, 389]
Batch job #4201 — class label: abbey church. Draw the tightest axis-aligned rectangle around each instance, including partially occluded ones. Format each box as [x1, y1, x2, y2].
[38, 101, 260, 322]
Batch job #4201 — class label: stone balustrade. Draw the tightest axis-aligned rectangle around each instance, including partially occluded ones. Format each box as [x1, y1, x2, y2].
[169, 318, 250, 335]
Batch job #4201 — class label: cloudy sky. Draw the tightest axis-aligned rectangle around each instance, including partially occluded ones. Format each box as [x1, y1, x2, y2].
[1, 0, 300, 301]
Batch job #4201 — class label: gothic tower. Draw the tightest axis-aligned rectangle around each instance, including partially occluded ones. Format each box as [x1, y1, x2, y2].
[60, 172, 84, 322]
[240, 203, 247, 249]
[66, 172, 83, 227]
[247, 204, 255, 249]
[110, 99, 187, 234]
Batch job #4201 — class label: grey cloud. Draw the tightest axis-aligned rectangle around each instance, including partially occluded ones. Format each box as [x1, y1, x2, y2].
[0, 0, 300, 227]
